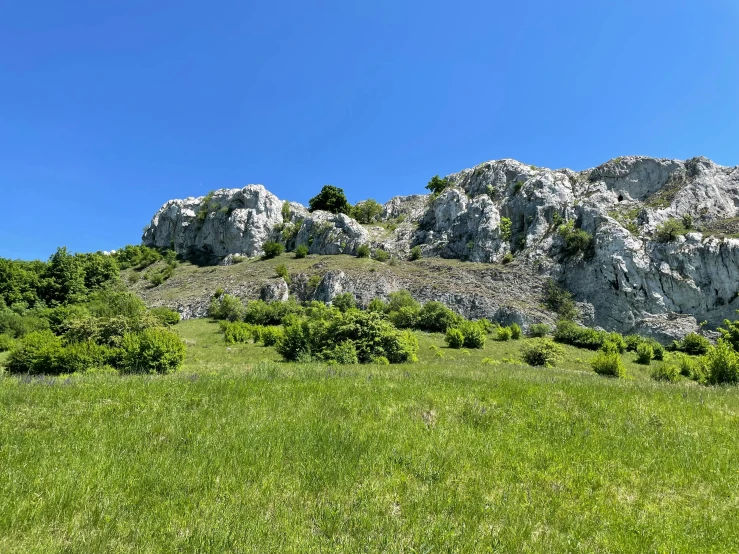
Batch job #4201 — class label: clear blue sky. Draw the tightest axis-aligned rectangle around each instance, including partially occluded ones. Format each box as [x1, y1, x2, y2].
[1, 0, 737, 260]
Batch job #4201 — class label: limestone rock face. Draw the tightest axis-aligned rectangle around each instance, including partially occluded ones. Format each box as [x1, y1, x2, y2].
[143, 155, 739, 339]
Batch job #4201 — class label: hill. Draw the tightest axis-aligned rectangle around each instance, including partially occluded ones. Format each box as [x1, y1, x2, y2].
[141, 155, 739, 341]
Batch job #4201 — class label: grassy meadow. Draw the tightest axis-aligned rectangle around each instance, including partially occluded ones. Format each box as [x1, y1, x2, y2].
[1, 319, 739, 552]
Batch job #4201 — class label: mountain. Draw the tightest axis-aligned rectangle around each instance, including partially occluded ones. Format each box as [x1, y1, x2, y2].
[141, 155, 739, 341]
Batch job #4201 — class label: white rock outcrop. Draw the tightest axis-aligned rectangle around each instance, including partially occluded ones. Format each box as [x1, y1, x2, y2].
[143, 155, 739, 339]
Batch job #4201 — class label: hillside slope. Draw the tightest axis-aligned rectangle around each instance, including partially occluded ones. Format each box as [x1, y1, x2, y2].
[142, 156, 739, 339]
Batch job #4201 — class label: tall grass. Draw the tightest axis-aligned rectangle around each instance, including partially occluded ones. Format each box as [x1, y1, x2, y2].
[0, 320, 737, 552]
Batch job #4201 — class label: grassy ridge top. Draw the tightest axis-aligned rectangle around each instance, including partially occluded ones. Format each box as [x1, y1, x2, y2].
[1, 319, 738, 552]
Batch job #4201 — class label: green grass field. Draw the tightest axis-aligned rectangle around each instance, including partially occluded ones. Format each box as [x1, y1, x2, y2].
[1, 320, 738, 552]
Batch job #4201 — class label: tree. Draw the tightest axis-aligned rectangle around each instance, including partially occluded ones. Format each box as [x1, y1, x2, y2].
[308, 185, 351, 215]
[42, 247, 87, 306]
[426, 175, 449, 196]
[654, 219, 685, 242]
[351, 199, 383, 224]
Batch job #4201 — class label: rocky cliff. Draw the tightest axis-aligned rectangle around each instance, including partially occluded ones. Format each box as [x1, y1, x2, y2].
[143, 156, 739, 340]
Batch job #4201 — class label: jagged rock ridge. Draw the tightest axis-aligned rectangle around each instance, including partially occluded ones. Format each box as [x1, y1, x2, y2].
[143, 155, 739, 340]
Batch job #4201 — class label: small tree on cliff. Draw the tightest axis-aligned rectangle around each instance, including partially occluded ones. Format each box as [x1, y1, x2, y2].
[309, 185, 351, 215]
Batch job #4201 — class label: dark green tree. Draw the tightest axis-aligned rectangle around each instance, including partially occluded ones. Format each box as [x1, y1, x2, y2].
[308, 185, 351, 215]
[426, 175, 449, 196]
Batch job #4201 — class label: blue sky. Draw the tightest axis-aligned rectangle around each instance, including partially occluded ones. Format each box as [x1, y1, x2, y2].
[1, 0, 737, 260]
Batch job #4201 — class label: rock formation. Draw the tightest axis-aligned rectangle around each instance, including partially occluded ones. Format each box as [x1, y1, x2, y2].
[143, 155, 739, 340]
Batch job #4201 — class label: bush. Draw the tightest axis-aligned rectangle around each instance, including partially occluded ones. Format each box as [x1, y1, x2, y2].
[607, 333, 627, 354]
[601, 340, 621, 355]
[294, 245, 309, 259]
[0, 333, 14, 352]
[275, 264, 290, 282]
[208, 294, 244, 322]
[356, 244, 371, 258]
[445, 328, 465, 349]
[625, 335, 642, 352]
[388, 306, 421, 329]
[119, 327, 185, 374]
[6, 330, 63, 374]
[554, 320, 607, 350]
[718, 318, 739, 351]
[387, 290, 420, 312]
[276, 321, 312, 362]
[373, 249, 390, 262]
[477, 318, 496, 334]
[262, 242, 285, 259]
[674, 332, 710, 355]
[418, 301, 462, 332]
[351, 199, 383, 224]
[496, 326, 513, 341]
[636, 342, 654, 365]
[591, 352, 626, 377]
[558, 220, 593, 254]
[521, 339, 565, 368]
[501, 252, 514, 264]
[426, 175, 449, 196]
[409, 246, 422, 261]
[58, 340, 112, 373]
[528, 323, 551, 338]
[702, 339, 739, 385]
[651, 364, 681, 383]
[381, 330, 418, 364]
[544, 280, 579, 321]
[509, 323, 522, 340]
[308, 185, 351, 215]
[332, 293, 356, 313]
[260, 326, 284, 347]
[150, 306, 180, 326]
[322, 340, 358, 364]
[651, 341, 665, 361]
[367, 298, 387, 312]
[222, 321, 252, 344]
[654, 219, 685, 242]
[499, 217, 512, 241]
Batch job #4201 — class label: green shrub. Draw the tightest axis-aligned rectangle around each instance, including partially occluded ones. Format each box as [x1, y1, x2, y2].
[509, 323, 522, 340]
[636, 343, 654, 365]
[322, 340, 359, 364]
[702, 339, 739, 385]
[554, 320, 607, 350]
[601, 340, 621, 355]
[528, 323, 551, 337]
[591, 352, 626, 377]
[388, 306, 421, 329]
[351, 199, 383, 224]
[381, 329, 418, 364]
[208, 294, 244, 322]
[409, 246, 422, 261]
[558, 220, 593, 254]
[0, 333, 14, 352]
[373, 249, 390, 262]
[674, 332, 710, 355]
[120, 327, 185, 374]
[651, 341, 665, 361]
[651, 364, 681, 383]
[521, 339, 565, 368]
[276, 321, 312, 362]
[624, 335, 642, 352]
[149, 306, 180, 326]
[417, 301, 462, 332]
[262, 242, 285, 259]
[496, 326, 513, 341]
[371, 356, 390, 365]
[387, 290, 420, 312]
[356, 244, 371, 258]
[477, 318, 496, 334]
[222, 321, 252, 344]
[445, 328, 465, 349]
[6, 330, 63, 374]
[426, 175, 449, 196]
[544, 280, 579, 320]
[654, 219, 685, 242]
[718, 318, 739, 351]
[58, 340, 112, 373]
[275, 264, 290, 282]
[332, 293, 356, 313]
[501, 252, 514, 264]
[367, 298, 387, 313]
[607, 333, 627, 353]
[294, 245, 309, 259]
[499, 217, 512, 241]
[260, 326, 284, 347]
